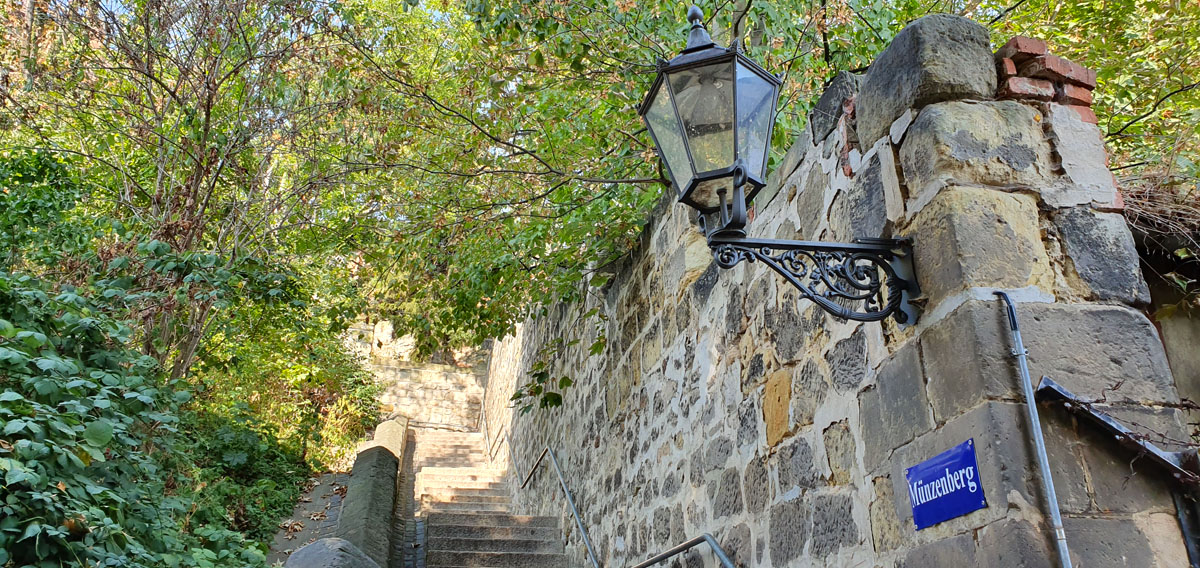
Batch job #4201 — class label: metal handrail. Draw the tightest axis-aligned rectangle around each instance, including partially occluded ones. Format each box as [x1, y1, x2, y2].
[479, 409, 733, 568]
[631, 534, 736, 568]
[521, 446, 601, 568]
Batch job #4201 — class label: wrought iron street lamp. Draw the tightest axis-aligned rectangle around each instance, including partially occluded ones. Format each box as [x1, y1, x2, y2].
[638, 6, 918, 323]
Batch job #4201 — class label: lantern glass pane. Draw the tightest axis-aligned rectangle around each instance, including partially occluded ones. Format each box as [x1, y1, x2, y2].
[643, 83, 693, 193]
[670, 62, 734, 175]
[736, 62, 777, 180]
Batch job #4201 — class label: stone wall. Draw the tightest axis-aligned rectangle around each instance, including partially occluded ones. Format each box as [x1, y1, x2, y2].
[348, 322, 488, 430]
[483, 15, 1189, 568]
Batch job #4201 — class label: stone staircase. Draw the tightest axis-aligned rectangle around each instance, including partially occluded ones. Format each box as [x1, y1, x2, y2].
[410, 430, 566, 568]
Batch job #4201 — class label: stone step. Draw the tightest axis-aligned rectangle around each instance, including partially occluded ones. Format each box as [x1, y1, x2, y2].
[422, 500, 511, 513]
[425, 550, 567, 568]
[422, 493, 511, 504]
[417, 471, 507, 483]
[420, 485, 508, 497]
[426, 512, 559, 528]
[427, 536, 562, 554]
[417, 479, 510, 491]
[426, 523, 560, 541]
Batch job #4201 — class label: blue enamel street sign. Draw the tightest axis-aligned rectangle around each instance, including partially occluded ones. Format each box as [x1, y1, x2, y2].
[905, 439, 987, 530]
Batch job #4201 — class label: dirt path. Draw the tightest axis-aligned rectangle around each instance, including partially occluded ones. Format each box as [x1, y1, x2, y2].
[266, 472, 351, 566]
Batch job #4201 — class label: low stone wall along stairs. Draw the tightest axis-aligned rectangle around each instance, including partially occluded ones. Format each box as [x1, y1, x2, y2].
[411, 429, 567, 568]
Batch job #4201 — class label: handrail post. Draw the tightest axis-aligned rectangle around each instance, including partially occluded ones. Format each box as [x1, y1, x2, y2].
[547, 449, 601, 568]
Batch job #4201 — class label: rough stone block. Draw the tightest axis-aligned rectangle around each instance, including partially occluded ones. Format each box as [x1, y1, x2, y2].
[810, 493, 859, 557]
[888, 402, 1038, 532]
[907, 187, 1053, 307]
[995, 36, 1048, 65]
[975, 518, 1054, 568]
[335, 447, 398, 567]
[1063, 517, 1155, 568]
[711, 468, 744, 519]
[998, 76, 1056, 101]
[901, 101, 1054, 209]
[775, 437, 819, 492]
[921, 300, 1178, 422]
[860, 341, 932, 472]
[768, 497, 810, 564]
[763, 369, 792, 447]
[810, 71, 861, 144]
[1020, 54, 1097, 88]
[856, 14, 997, 145]
[285, 538, 381, 568]
[743, 455, 771, 514]
[829, 150, 889, 241]
[826, 327, 867, 392]
[791, 358, 829, 429]
[793, 166, 828, 239]
[1053, 206, 1151, 305]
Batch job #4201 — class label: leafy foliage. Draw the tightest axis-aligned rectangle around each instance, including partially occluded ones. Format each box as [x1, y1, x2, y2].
[0, 271, 267, 567]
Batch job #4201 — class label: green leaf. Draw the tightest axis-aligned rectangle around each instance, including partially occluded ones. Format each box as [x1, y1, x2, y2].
[0, 319, 15, 339]
[82, 420, 114, 447]
[558, 376, 573, 389]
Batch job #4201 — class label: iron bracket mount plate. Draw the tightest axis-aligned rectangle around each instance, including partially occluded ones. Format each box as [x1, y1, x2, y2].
[705, 235, 919, 324]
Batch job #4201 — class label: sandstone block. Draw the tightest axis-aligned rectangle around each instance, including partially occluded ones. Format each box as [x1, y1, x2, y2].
[810, 71, 862, 144]
[1073, 406, 1181, 513]
[907, 187, 1052, 306]
[899, 532, 976, 567]
[285, 538, 381, 568]
[826, 327, 867, 392]
[921, 300, 1178, 422]
[869, 475, 906, 552]
[901, 101, 1054, 208]
[1053, 206, 1151, 305]
[1063, 517, 1156, 568]
[763, 369, 792, 447]
[975, 518, 1054, 568]
[995, 36, 1048, 65]
[1043, 104, 1118, 207]
[860, 341, 931, 472]
[857, 14, 997, 145]
[889, 402, 1037, 531]
[822, 420, 856, 486]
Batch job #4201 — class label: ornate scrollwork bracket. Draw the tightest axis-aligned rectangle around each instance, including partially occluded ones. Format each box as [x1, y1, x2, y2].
[707, 235, 919, 324]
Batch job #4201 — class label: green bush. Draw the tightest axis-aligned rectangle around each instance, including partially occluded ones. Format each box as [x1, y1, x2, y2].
[0, 271, 268, 567]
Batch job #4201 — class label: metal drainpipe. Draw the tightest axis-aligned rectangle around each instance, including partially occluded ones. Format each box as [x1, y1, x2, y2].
[994, 291, 1073, 568]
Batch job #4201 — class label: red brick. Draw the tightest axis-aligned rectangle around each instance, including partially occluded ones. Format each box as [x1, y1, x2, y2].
[998, 76, 1056, 101]
[1064, 104, 1099, 124]
[996, 36, 1047, 64]
[1056, 83, 1094, 106]
[1020, 54, 1097, 89]
[997, 57, 1018, 78]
